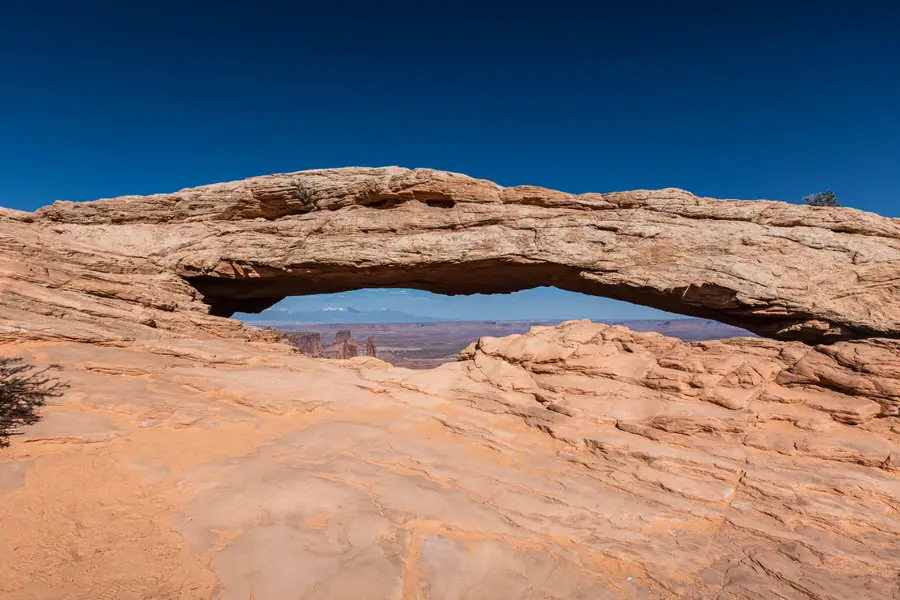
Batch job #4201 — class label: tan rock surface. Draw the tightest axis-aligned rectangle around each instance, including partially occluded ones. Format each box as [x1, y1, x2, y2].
[9, 166, 900, 343]
[1, 168, 899, 598]
[1, 323, 898, 599]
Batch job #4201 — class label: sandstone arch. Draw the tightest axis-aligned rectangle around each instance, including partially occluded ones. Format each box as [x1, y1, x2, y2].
[13, 167, 900, 344]
[4, 169, 900, 599]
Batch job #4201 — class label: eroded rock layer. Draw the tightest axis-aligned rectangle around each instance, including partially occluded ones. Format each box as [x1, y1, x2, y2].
[1, 322, 898, 599]
[5, 166, 900, 343]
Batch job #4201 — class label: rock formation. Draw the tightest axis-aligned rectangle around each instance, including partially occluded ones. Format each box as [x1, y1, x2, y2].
[4, 166, 898, 344]
[0, 167, 898, 599]
[323, 330, 361, 359]
[279, 330, 376, 361]
[279, 332, 324, 356]
[335, 339, 359, 359]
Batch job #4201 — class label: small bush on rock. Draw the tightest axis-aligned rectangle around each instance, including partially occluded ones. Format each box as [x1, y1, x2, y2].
[0, 358, 67, 447]
[803, 190, 840, 207]
[295, 181, 315, 205]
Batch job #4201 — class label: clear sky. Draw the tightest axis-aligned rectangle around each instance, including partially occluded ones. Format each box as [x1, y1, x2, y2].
[239, 288, 678, 322]
[2, 1, 897, 320]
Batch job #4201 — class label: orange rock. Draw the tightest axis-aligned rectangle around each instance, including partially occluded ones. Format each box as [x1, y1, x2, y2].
[1, 169, 898, 598]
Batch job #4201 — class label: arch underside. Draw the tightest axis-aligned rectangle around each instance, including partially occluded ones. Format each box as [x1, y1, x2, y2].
[23, 167, 898, 345]
[185, 260, 869, 343]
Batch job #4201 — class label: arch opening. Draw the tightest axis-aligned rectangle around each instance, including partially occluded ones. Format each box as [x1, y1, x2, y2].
[184, 260, 804, 342]
[26, 166, 895, 346]
[232, 286, 755, 369]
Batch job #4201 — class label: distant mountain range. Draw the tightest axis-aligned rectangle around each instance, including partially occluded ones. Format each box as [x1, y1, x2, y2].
[237, 307, 754, 341]
[238, 306, 442, 324]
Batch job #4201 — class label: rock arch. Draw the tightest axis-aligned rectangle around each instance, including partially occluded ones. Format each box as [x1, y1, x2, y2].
[18, 167, 900, 344]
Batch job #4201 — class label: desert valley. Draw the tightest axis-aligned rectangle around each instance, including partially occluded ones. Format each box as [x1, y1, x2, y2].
[1, 167, 898, 599]
[263, 320, 754, 369]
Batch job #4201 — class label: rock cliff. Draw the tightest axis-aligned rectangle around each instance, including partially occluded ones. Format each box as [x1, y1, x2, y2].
[1, 168, 898, 599]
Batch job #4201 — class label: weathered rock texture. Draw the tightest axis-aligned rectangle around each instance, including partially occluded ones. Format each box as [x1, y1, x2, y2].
[1, 323, 898, 599]
[1, 168, 899, 599]
[6, 166, 899, 344]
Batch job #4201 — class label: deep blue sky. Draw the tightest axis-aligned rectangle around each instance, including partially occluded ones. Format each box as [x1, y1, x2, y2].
[2, 1, 897, 320]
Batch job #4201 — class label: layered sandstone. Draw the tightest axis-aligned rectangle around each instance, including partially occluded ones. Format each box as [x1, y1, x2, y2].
[3, 166, 898, 344]
[1, 322, 898, 599]
[1, 168, 899, 599]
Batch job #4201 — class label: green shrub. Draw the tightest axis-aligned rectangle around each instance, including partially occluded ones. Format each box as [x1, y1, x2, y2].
[0, 358, 67, 447]
[802, 190, 840, 207]
[295, 181, 315, 205]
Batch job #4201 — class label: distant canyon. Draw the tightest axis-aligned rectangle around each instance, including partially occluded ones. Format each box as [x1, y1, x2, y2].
[261, 318, 754, 369]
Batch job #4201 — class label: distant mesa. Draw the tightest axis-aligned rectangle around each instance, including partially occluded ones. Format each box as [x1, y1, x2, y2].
[325, 329, 359, 359]
[277, 329, 376, 359]
[281, 331, 324, 356]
